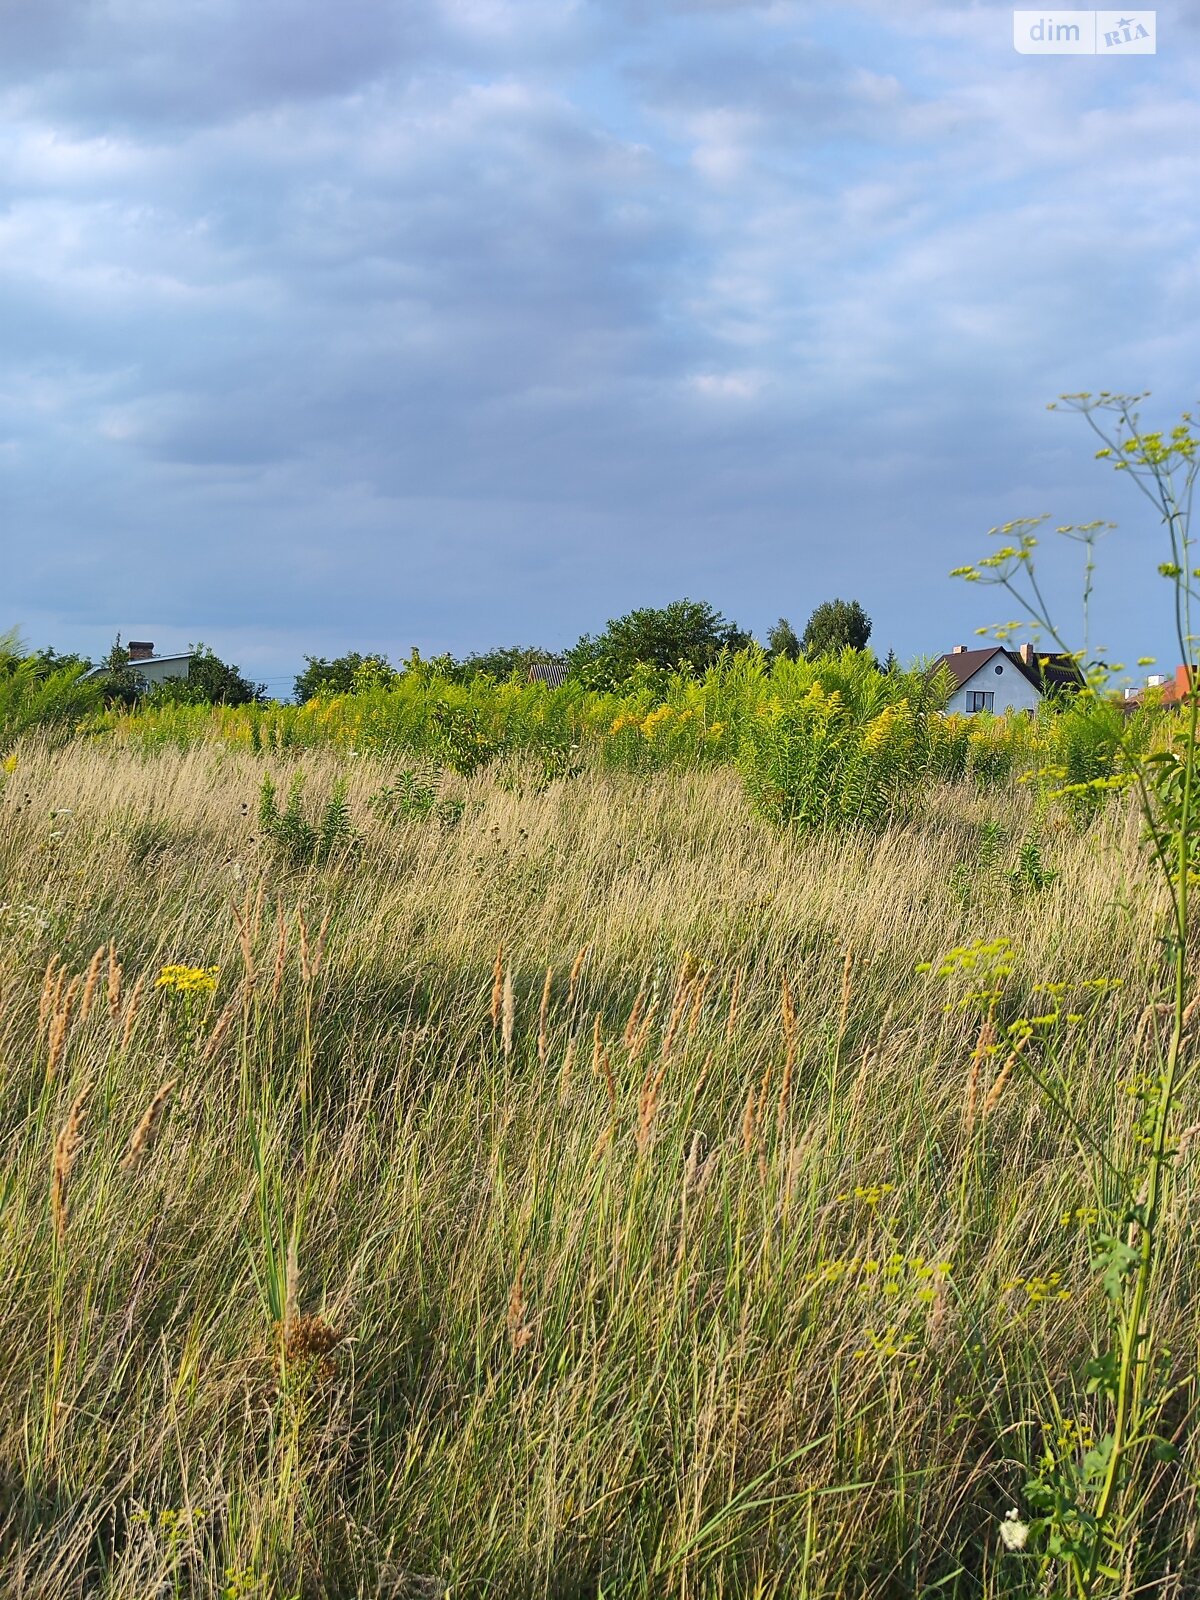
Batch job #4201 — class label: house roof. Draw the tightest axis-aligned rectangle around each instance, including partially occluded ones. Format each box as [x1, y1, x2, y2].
[527, 662, 568, 687]
[931, 646, 1082, 696]
[81, 652, 194, 680]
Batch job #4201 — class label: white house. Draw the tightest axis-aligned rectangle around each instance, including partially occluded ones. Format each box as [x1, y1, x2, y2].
[83, 641, 194, 690]
[932, 643, 1081, 714]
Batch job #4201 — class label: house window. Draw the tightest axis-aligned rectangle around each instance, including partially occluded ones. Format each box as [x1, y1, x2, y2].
[967, 690, 995, 713]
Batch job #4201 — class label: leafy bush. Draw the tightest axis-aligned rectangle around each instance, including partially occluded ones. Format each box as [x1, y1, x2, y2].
[430, 701, 501, 777]
[0, 631, 105, 751]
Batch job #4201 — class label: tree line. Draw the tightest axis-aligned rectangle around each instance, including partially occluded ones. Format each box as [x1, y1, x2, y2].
[294, 597, 882, 701]
[12, 597, 883, 711]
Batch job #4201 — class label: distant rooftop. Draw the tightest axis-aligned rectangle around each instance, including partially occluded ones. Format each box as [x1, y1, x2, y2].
[527, 661, 568, 687]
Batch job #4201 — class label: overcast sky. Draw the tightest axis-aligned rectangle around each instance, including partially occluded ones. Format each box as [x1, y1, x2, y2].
[2, 0, 1198, 693]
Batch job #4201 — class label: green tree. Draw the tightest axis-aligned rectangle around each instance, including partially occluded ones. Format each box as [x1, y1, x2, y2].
[148, 644, 265, 706]
[455, 645, 560, 683]
[801, 598, 872, 657]
[565, 599, 751, 689]
[766, 618, 801, 662]
[293, 652, 397, 702]
[95, 636, 143, 709]
[33, 645, 92, 677]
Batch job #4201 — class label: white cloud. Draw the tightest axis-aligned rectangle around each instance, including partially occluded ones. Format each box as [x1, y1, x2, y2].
[688, 370, 766, 398]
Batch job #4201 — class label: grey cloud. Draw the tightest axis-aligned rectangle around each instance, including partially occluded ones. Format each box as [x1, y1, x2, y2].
[3, 0, 1199, 678]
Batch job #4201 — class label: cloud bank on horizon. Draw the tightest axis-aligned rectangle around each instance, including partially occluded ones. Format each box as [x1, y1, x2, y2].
[2, 0, 1198, 686]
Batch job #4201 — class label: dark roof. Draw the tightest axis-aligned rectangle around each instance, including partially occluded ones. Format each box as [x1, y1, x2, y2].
[527, 662, 568, 687]
[931, 646, 1082, 696]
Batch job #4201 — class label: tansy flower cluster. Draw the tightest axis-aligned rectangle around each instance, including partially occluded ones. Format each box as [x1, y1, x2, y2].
[1059, 1205, 1100, 1229]
[916, 937, 1014, 980]
[1001, 1271, 1071, 1304]
[853, 1326, 912, 1361]
[155, 965, 220, 995]
[836, 1182, 895, 1208]
[804, 1253, 952, 1303]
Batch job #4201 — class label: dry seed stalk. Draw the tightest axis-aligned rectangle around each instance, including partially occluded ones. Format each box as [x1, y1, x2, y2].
[106, 942, 122, 1022]
[687, 972, 713, 1037]
[501, 970, 515, 1057]
[230, 896, 256, 983]
[676, 1131, 706, 1264]
[592, 1015, 616, 1112]
[51, 1076, 93, 1245]
[837, 947, 854, 1051]
[567, 944, 589, 1009]
[623, 989, 647, 1052]
[777, 975, 797, 1136]
[846, 1043, 874, 1130]
[982, 1034, 1030, 1119]
[635, 1060, 667, 1154]
[506, 1258, 533, 1351]
[38, 956, 61, 1038]
[682, 1130, 704, 1195]
[725, 967, 743, 1043]
[271, 900, 288, 1003]
[661, 982, 691, 1062]
[79, 947, 105, 1023]
[741, 1083, 758, 1155]
[559, 1036, 576, 1104]
[587, 1123, 614, 1167]
[963, 1016, 996, 1140]
[297, 905, 330, 984]
[121, 1078, 177, 1170]
[45, 981, 78, 1080]
[537, 967, 553, 1066]
[43, 964, 68, 1043]
[121, 973, 147, 1050]
[200, 993, 240, 1063]
[491, 944, 504, 1028]
[692, 1050, 713, 1103]
[629, 998, 659, 1068]
[599, 1046, 617, 1116]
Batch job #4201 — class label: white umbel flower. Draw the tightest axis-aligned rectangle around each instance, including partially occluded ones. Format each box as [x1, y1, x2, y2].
[999, 1509, 1030, 1551]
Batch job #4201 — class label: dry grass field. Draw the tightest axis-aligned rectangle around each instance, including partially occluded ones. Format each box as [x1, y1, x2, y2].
[2, 740, 1194, 1598]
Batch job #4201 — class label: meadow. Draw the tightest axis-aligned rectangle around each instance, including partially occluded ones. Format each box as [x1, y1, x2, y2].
[1, 688, 1195, 1598]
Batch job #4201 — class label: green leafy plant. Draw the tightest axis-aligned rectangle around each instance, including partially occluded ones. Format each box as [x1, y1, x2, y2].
[257, 772, 358, 867]
[368, 766, 465, 828]
[0, 631, 105, 750]
[368, 767, 439, 822]
[430, 700, 501, 777]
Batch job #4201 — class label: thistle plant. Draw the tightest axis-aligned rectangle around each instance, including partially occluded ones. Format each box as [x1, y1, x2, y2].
[954, 392, 1199, 1595]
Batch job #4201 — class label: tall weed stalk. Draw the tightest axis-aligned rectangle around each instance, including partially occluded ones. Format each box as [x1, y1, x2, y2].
[956, 391, 1198, 1594]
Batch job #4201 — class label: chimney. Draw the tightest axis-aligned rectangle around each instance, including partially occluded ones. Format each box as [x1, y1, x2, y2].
[1175, 663, 1195, 701]
[127, 641, 155, 661]
[951, 644, 967, 654]
[1019, 642, 1034, 665]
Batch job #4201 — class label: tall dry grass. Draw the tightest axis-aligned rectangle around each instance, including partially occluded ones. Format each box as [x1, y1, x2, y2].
[0, 739, 1192, 1598]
